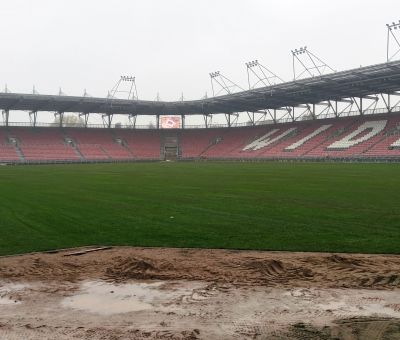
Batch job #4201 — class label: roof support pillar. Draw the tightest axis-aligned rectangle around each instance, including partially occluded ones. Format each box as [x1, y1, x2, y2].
[2, 110, 9, 127]
[181, 114, 185, 129]
[54, 111, 64, 128]
[29, 111, 37, 127]
[79, 113, 89, 128]
[225, 114, 231, 127]
[129, 114, 137, 129]
[334, 101, 338, 117]
[246, 112, 255, 126]
[204, 114, 209, 128]
[156, 114, 160, 129]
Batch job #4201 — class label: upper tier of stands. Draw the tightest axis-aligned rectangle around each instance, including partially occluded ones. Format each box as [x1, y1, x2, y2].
[1, 112, 400, 163]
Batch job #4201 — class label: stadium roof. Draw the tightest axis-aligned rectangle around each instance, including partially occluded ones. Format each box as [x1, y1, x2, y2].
[1, 60, 400, 116]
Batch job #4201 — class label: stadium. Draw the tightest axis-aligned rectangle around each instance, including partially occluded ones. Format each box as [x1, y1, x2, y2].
[1, 1, 400, 339]
[2, 60, 400, 163]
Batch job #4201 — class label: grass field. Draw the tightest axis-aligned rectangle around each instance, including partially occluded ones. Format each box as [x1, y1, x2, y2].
[0, 161, 399, 256]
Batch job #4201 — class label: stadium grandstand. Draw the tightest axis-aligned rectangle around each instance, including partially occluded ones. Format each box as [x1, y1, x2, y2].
[1, 58, 400, 163]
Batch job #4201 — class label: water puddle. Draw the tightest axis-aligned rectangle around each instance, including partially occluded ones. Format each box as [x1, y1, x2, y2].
[0, 282, 29, 305]
[62, 280, 205, 315]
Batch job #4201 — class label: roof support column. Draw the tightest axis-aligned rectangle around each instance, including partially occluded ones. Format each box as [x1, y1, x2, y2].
[29, 111, 37, 127]
[204, 114, 208, 128]
[335, 101, 338, 117]
[181, 114, 185, 129]
[2, 110, 9, 127]
[108, 114, 113, 128]
[385, 92, 400, 112]
[246, 112, 255, 126]
[156, 114, 160, 129]
[54, 111, 64, 128]
[78, 113, 89, 128]
[129, 114, 137, 129]
[225, 114, 231, 128]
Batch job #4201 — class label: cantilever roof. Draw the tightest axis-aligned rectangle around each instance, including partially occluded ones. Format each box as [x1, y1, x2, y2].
[1, 60, 400, 116]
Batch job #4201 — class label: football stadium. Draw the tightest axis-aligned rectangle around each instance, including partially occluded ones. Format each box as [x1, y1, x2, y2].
[1, 1, 400, 339]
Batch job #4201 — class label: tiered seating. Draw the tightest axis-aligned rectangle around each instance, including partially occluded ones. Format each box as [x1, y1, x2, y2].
[77, 144, 109, 160]
[201, 126, 266, 159]
[9, 127, 65, 144]
[0, 144, 19, 162]
[9, 127, 78, 161]
[101, 143, 133, 160]
[0, 129, 19, 161]
[116, 130, 161, 159]
[22, 144, 79, 161]
[303, 117, 364, 158]
[66, 128, 131, 160]
[284, 124, 332, 152]
[180, 129, 223, 158]
[2, 112, 400, 163]
[363, 115, 400, 158]
[231, 127, 297, 158]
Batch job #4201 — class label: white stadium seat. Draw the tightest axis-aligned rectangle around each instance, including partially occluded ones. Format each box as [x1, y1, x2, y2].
[327, 120, 387, 149]
[285, 124, 332, 151]
[390, 137, 400, 148]
[243, 128, 296, 151]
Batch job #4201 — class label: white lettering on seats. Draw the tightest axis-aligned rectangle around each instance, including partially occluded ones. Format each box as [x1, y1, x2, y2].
[285, 124, 332, 151]
[243, 128, 297, 151]
[327, 120, 387, 149]
[390, 138, 400, 148]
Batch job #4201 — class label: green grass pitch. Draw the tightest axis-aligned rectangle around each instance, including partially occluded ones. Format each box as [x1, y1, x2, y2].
[0, 162, 399, 256]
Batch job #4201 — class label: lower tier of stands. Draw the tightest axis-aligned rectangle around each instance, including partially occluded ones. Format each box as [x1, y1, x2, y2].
[1, 112, 400, 163]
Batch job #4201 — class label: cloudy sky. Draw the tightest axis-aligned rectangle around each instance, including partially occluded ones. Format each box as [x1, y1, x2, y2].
[1, 0, 400, 124]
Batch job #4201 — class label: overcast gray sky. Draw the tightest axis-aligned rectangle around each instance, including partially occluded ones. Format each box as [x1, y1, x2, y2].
[1, 0, 400, 124]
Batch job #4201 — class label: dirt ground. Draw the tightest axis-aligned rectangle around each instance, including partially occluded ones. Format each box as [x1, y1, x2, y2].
[0, 246, 400, 339]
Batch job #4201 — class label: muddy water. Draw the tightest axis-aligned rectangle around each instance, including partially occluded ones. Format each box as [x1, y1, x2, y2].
[0, 282, 29, 305]
[62, 280, 206, 315]
[1, 279, 400, 339]
[60, 280, 400, 322]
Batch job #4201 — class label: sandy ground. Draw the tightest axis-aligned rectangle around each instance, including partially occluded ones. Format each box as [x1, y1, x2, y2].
[0, 246, 400, 339]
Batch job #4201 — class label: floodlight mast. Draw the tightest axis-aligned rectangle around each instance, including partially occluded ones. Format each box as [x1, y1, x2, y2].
[245, 60, 284, 89]
[245, 60, 292, 125]
[105, 75, 139, 128]
[209, 71, 244, 97]
[387, 21, 400, 62]
[292, 46, 335, 80]
[109, 75, 138, 101]
[209, 71, 244, 127]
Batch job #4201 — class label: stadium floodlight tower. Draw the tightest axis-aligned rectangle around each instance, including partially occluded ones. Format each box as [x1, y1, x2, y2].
[105, 75, 139, 128]
[245, 60, 284, 89]
[387, 21, 400, 62]
[292, 46, 335, 80]
[290, 47, 356, 120]
[209, 71, 244, 127]
[245, 60, 288, 124]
